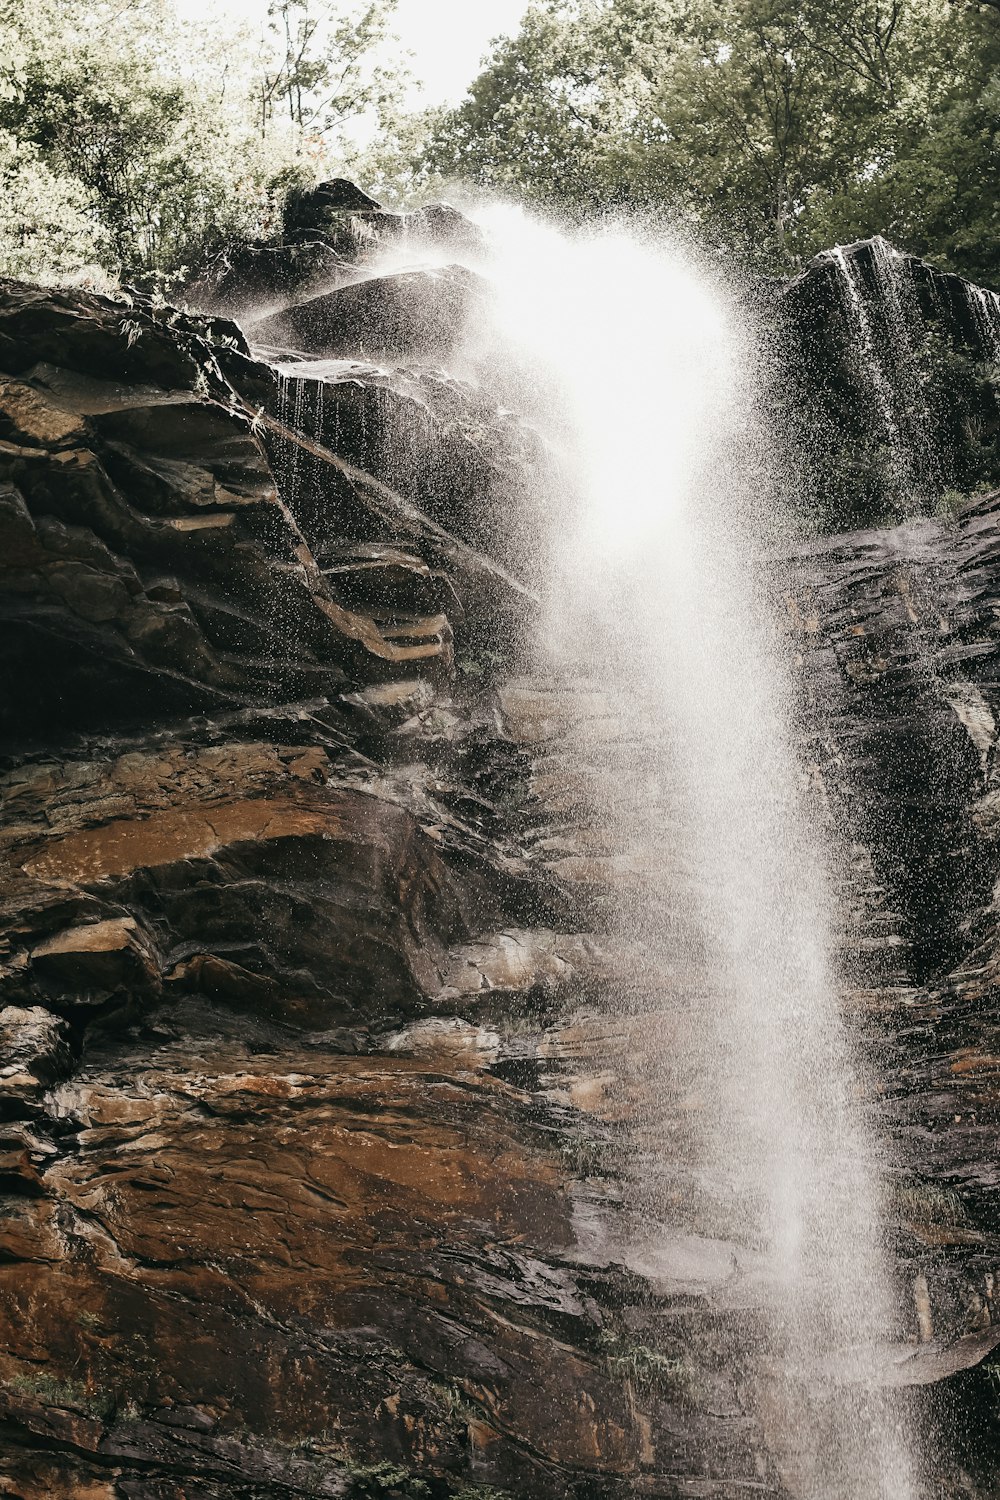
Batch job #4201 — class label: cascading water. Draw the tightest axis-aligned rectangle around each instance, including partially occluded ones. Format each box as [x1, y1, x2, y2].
[968, 282, 1000, 361]
[828, 240, 909, 483]
[824, 237, 937, 503]
[461, 209, 924, 1497]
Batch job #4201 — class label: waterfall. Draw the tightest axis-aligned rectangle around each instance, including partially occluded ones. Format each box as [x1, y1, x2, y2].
[823, 237, 936, 503]
[828, 240, 908, 481]
[967, 282, 1000, 364]
[463, 208, 923, 1497]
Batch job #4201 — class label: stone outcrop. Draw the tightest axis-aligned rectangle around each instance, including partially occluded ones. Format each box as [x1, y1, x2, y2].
[187, 239, 355, 322]
[2, 196, 1000, 1498]
[192, 181, 485, 333]
[252, 265, 485, 362]
[0, 219, 669, 1500]
[775, 236, 1000, 529]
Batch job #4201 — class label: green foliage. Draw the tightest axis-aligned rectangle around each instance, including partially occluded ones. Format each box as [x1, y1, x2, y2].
[418, 0, 673, 209]
[596, 1329, 698, 1400]
[343, 1461, 431, 1498]
[0, 0, 403, 285]
[5, 0, 1000, 295]
[4, 1370, 114, 1418]
[453, 1488, 514, 1499]
[0, 127, 108, 282]
[892, 1178, 973, 1226]
[416, 0, 1000, 283]
[345, 106, 448, 209]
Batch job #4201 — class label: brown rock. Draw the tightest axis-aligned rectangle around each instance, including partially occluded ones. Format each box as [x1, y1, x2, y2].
[6, 247, 1000, 1500]
[0, 1006, 72, 1117]
[30, 919, 160, 1000]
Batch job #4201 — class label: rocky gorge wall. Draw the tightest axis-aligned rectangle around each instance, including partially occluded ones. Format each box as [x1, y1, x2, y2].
[0, 184, 999, 1498]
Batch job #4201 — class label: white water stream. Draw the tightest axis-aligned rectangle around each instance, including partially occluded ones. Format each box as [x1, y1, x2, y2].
[823, 237, 938, 502]
[461, 209, 923, 1498]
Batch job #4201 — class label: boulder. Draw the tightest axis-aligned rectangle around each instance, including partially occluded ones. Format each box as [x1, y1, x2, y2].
[408, 201, 486, 257]
[250, 263, 485, 362]
[282, 179, 405, 263]
[0, 1006, 72, 1117]
[274, 181, 483, 270]
[287, 178, 384, 224]
[185, 238, 353, 320]
[30, 918, 160, 1005]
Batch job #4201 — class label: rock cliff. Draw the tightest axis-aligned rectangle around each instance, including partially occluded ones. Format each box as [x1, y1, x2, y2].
[777, 236, 1000, 529]
[1, 191, 999, 1497]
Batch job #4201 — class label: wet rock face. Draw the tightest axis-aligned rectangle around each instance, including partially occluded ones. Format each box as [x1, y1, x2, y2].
[779, 499, 1000, 1483]
[186, 238, 355, 321]
[0, 275, 540, 751]
[0, 210, 694, 1500]
[775, 237, 1000, 530]
[252, 265, 486, 363]
[0, 1037, 645, 1500]
[784, 498, 1000, 1175]
[192, 180, 486, 334]
[2, 191, 1000, 1498]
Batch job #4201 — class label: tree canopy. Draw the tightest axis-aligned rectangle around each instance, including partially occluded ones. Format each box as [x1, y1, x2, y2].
[418, 0, 1000, 282]
[3, 0, 1000, 287]
[0, 0, 405, 284]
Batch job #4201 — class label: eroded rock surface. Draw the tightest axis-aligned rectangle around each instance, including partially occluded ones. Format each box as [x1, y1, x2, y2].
[2, 198, 1000, 1498]
[777, 236, 1000, 528]
[252, 266, 485, 363]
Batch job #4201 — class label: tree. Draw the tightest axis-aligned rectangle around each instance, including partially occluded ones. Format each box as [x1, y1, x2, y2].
[259, 0, 407, 143]
[419, 1, 675, 207]
[0, 129, 108, 284]
[417, 0, 1000, 279]
[0, 0, 301, 280]
[0, 0, 411, 284]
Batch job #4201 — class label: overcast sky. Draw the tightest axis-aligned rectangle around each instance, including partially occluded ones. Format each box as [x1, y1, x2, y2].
[177, 0, 530, 108]
[391, 0, 529, 105]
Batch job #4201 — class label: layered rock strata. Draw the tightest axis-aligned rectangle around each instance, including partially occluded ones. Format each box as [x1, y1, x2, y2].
[0, 193, 999, 1498]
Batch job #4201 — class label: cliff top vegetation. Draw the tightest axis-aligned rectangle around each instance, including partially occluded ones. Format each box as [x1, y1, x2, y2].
[4, 0, 1000, 287]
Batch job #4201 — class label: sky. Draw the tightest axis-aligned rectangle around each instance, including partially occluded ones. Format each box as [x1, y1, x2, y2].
[176, 0, 530, 110]
[390, 0, 529, 107]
